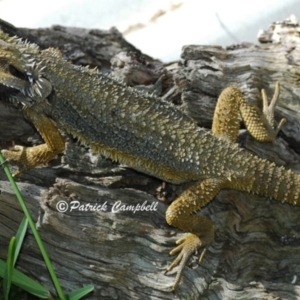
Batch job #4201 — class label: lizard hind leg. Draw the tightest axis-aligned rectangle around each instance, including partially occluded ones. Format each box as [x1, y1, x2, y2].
[212, 82, 286, 142]
[165, 178, 226, 290]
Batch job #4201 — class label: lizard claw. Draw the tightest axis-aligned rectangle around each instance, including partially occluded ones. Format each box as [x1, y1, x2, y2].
[166, 233, 206, 290]
[261, 81, 286, 134]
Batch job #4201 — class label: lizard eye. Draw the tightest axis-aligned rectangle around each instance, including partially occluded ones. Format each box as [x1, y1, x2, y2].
[8, 64, 27, 81]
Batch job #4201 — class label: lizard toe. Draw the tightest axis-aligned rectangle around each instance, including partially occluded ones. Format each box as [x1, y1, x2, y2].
[167, 233, 206, 290]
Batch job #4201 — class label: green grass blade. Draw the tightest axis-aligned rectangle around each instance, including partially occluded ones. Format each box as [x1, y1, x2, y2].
[0, 152, 66, 300]
[0, 260, 51, 298]
[3, 237, 15, 300]
[13, 217, 28, 266]
[65, 285, 94, 300]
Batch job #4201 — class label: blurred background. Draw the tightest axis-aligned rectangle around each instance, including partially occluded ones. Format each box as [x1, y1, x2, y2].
[0, 0, 299, 62]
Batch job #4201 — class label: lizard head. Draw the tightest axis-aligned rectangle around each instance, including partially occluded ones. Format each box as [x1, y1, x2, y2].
[0, 31, 52, 107]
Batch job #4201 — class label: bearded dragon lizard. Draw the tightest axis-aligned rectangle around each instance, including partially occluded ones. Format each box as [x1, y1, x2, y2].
[0, 30, 298, 290]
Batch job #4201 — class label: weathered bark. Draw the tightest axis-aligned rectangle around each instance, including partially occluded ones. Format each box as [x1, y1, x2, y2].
[1, 16, 300, 300]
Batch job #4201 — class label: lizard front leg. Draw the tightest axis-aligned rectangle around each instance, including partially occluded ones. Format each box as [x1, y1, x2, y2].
[2, 106, 65, 176]
[165, 178, 227, 290]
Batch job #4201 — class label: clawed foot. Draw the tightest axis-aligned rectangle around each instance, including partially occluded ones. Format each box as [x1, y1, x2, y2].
[261, 81, 286, 136]
[166, 233, 207, 290]
[2, 144, 55, 176]
[2, 145, 28, 176]
[2, 145, 25, 160]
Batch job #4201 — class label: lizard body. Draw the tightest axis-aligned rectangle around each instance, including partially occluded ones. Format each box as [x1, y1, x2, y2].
[0, 31, 298, 290]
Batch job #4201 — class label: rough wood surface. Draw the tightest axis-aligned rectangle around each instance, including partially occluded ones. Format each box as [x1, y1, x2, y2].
[1, 16, 300, 300]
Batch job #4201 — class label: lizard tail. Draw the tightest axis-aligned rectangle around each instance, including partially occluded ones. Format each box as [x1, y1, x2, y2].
[251, 158, 300, 205]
